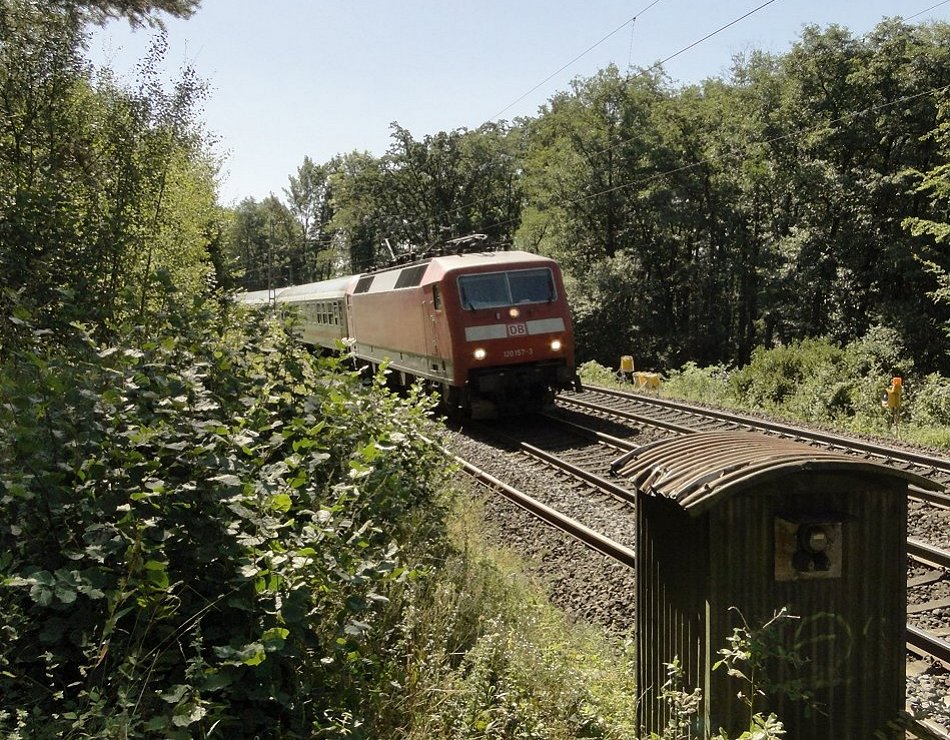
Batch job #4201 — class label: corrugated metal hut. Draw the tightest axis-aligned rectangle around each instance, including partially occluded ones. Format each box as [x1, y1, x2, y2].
[612, 431, 941, 739]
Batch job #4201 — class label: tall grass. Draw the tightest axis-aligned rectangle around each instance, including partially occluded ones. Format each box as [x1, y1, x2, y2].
[390, 489, 640, 739]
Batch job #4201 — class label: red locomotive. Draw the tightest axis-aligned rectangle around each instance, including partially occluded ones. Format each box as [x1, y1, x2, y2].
[245, 238, 580, 417]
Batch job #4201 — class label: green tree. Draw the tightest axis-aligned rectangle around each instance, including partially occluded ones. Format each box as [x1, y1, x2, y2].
[226, 195, 298, 291]
[383, 122, 524, 248]
[0, 0, 220, 349]
[284, 156, 338, 283]
[0, 1, 92, 342]
[64, 0, 200, 27]
[762, 21, 950, 368]
[326, 150, 392, 272]
[518, 66, 683, 366]
[520, 66, 668, 269]
[905, 94, 950, 334]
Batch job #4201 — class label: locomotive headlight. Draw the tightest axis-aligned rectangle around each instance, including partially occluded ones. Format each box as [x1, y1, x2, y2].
[509, 307, 521, 318]
[550, 339, 563, 352]
[473, 348, 487, 361]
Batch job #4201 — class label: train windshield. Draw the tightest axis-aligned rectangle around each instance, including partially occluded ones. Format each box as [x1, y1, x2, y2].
[458, 268, 556, 310]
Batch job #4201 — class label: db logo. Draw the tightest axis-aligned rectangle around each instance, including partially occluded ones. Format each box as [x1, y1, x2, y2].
[507, 323, 527, 336]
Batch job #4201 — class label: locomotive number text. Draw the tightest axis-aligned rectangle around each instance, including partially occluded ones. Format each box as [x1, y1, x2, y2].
[502, 348, 534, 359]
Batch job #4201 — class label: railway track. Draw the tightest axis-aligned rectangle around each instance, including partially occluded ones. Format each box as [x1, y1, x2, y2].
[556, 386, 950, 640]
[444, 393, 950, 738]
[560, 385, 950, 508]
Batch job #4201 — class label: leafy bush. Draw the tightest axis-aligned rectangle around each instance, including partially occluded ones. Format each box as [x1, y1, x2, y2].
[663, 362, 733, 406]
[724, 334, 904, 428]
[647, 327, 950, 445]
[841, 325, 912, 380]
[0, 296, 446, 738]
[907, 373, 950, 427]
[729, 338, 846, 414]
[577, 359, 624, 387]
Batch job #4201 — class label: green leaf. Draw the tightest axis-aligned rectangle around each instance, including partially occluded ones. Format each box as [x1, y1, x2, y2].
[144, 716, 169, 731]
[213, 642, 266, 666]
[270, 493, 292, 512]
[172, 701, 206, 727]
[344, 621, 371, 637]
[200, 669, 237, 691]
[262, 627, 289, 651]
[29, 585, 53, 607]
[211, 473, 242, 487]
[54, 585, 77, 604]
[160, 684, 189, 703]
[242, 645, 266, 666]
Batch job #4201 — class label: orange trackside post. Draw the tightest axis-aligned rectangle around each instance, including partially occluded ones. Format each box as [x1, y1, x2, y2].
[881, 376, 902, 430]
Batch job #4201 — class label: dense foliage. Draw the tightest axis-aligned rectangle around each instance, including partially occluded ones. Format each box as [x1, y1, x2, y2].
[518, 21, 950, 373]
[232, 18, 950, 376]
[0, 4, 649, 736]
[0, 300, 447, 737]
[0, 0, 223, 352]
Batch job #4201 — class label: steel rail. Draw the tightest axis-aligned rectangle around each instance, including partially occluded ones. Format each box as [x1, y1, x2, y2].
[557, 394, 697, 435]
[439, 432, 950, 719]
[541, 412, 950, 575]
[907, 624, 950, 670]
[902, 713, 950, 740]
[580, 383, 950, 473]
[563, 386, 950, 509]
[909, 537, 950, 571]
[508, 441, 950, 677]
[518, 442, 637, 505]
[538, 412, 638, 451]
[450, 450, 636, 568]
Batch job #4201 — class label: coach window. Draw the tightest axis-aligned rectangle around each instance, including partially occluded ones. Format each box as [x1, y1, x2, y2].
[433, 285, 442, 310]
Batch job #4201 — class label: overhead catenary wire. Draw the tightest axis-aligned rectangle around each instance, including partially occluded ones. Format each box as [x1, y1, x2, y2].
[432, 0, 948, 235]
[641, 0, 778, 78]
[444, 0, 785, 230]
[490, 0, 666, 122]
[906, 0, 950, 21]
[488, 16, 636, 122]
[359, 2, 950, 249]
[491, 0, 779, 125]
[365, 79, 950, 257]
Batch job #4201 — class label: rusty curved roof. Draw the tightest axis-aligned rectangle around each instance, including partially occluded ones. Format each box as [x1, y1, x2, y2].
[612, 431, 941, 514]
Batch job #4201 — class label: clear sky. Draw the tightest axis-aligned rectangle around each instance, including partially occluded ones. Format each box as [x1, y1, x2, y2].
[88, 0, 950, 205]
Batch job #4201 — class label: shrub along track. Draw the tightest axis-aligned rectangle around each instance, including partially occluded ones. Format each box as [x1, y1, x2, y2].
[443, 390, 950, 738]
